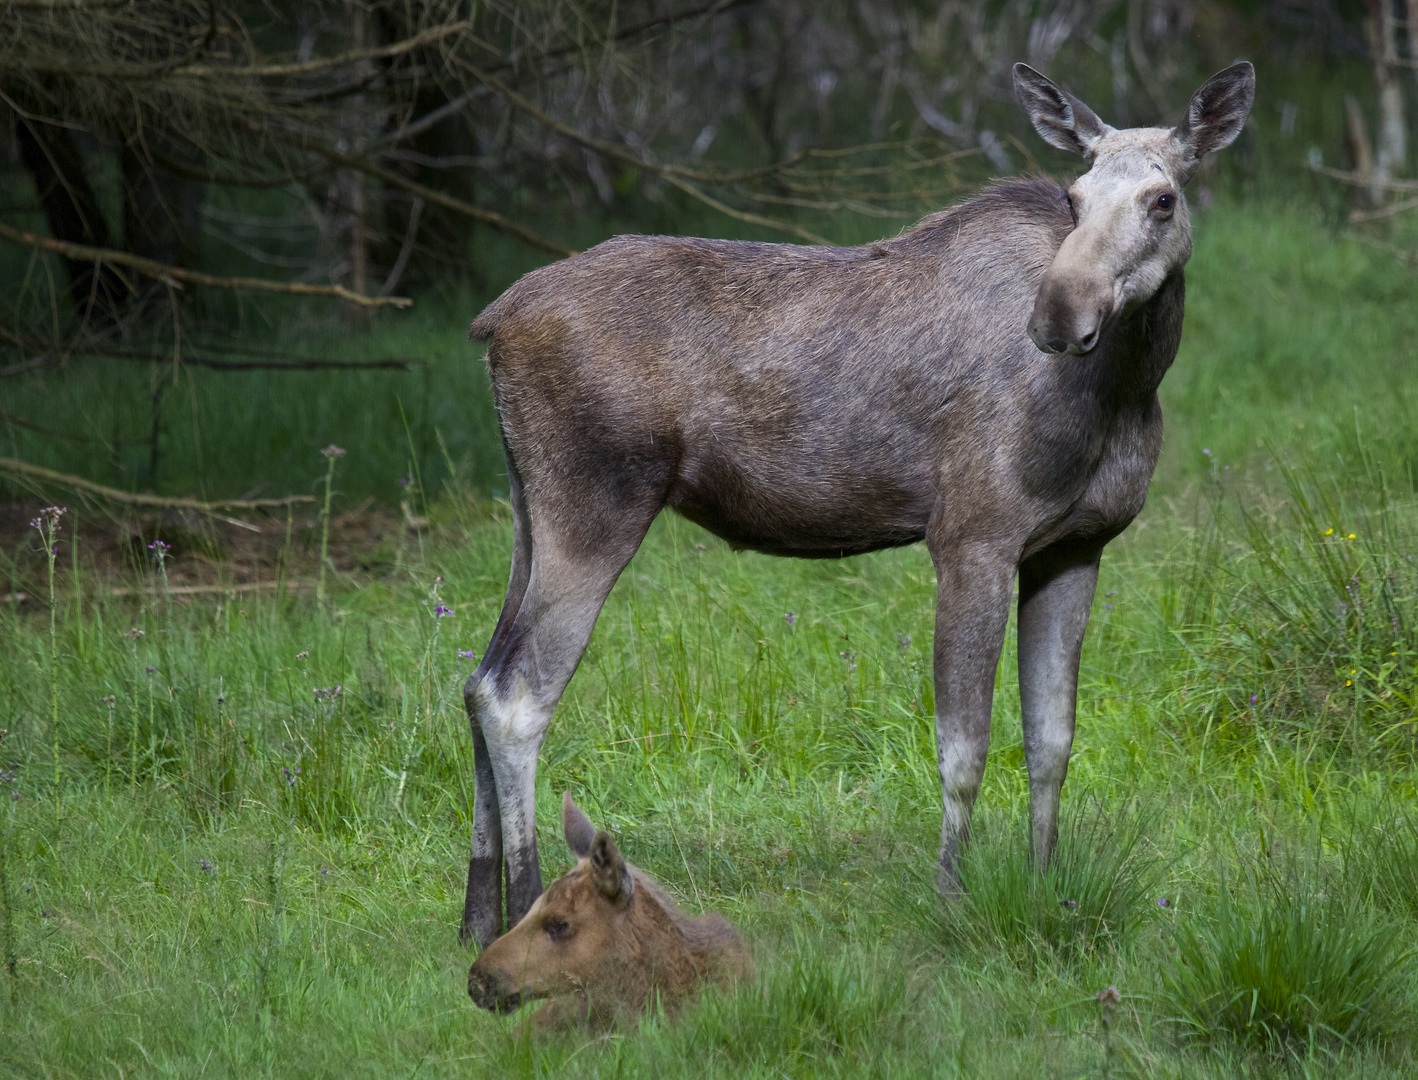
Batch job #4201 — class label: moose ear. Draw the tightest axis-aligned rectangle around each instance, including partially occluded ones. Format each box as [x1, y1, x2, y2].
[589, 831, 633, 904]
[1173, 61, 1254, 178]
[563, 792, 596, 858]
[1013, 63, 1111, 159]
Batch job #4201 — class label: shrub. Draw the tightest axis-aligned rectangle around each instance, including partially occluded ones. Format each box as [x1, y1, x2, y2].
[1164, 863, 1408, 1051]
[1179, 458, 1418, 761]
[951, 797, 1163, 960]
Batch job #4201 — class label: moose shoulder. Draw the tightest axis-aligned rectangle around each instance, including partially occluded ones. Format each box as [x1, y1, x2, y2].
[459, 61, 1255, 947]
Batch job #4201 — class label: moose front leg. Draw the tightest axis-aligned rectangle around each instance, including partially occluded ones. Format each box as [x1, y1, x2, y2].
[930, 538, 1018, 894]
[1016, 542, 1102, 870]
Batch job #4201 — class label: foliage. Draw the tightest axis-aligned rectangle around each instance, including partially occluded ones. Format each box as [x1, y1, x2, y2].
[951, 797, 1164, 961]
[1163, 856, 1411, 1052]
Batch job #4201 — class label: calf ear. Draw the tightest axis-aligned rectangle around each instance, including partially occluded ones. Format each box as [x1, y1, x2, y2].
[589, 831, 633, 904]
[563, 792, 596, 858]
[1173, 61, 1254, 179]
[1013, 63, 1111, 159]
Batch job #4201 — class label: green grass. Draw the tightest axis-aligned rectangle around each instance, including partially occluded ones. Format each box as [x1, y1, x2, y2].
[4, 198, 1418, 1076]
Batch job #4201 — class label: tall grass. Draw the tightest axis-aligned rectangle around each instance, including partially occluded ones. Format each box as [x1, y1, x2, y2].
[2, 202, 1418, 1076]
[1164, 856, 1410, 1051]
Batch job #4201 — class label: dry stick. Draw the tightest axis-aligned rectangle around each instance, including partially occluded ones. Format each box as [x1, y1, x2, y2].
[451, 60, 830, 245]
[1311, 163, 1418, 193]
[0, 222, 411, 309]
[175, 20, 471, 79]
[310, 147, 575, 258]
[0, 328, 423, 372]
[0, 457, 314, 513]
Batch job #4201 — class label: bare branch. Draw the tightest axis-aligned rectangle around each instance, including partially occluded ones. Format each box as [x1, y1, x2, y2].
[0, 456, 315, 511]
[306, 145, 576, 257]
[0, 221, 413, 307]
[174, 20, 470, 79]
[0, 330, 424, 371]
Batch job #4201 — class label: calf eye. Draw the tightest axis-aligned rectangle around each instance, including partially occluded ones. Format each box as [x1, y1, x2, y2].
[1151, 192, 1176, 214]
[544, 919, 570, 940]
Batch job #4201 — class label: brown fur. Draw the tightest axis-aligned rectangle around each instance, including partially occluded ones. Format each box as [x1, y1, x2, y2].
[468, 794, 753, 1028]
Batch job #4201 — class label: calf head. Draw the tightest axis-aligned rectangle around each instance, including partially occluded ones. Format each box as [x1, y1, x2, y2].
[1014, 60, 1254, 355]
[467, 793, 638, 1016]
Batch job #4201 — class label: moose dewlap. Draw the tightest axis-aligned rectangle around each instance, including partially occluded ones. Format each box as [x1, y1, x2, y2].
[467, 794, 754, 1029]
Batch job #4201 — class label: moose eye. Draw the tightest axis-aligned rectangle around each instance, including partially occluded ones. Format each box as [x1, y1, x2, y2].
[543, 919, 570, 940]
[1151, 192, 1176, 215]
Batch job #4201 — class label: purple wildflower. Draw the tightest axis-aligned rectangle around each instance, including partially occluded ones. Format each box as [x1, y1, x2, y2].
[897, 632, 911, 649]
[283, 766, 302, 787]
[398, 473, 413, 488]
[1158, 897, 1169, 908]
[28, 506, 66, 530]
[321, 444, 347, 458]
[313, 686, 342, 700]
[457, 648, 475, 661]
[1062, 898, 1078, 909]
[1202, 448, 1211, 458]
[320, 866, 330, 877]
[146, 666, 157, 675]
[784, 612, 796, 626]
[199, 858, 214, 875]
[148, 539, 171, 554]
[433, 604, 452, 618]
[1250, 694, 1257, 705]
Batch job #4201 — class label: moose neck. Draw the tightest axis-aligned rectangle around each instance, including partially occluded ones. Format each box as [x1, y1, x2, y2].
[1091, 268, 1185, 403]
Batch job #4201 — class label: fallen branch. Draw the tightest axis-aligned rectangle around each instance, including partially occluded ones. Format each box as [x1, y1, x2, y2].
[0, 330, 424, 372]
[6, 579, 320, 605]
[0, 457, 314, 512]
[0, 222, 412, 308]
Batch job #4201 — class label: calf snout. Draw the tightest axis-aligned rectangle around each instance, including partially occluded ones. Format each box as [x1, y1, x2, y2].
[468, 964, 523, 1013]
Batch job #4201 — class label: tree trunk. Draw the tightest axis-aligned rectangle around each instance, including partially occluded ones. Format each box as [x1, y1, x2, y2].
[1366, 0, 1405, 190]
[14, 117, 126, 316]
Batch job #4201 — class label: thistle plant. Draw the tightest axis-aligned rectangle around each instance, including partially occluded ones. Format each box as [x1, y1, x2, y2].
[30, 506, 65, 821]
[123, 628, 145, 790]
[147, 540, 172, 620]
[316, 444, 346, 608]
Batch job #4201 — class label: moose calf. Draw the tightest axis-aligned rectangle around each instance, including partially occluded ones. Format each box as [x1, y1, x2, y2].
[467, 793, 754, 1029]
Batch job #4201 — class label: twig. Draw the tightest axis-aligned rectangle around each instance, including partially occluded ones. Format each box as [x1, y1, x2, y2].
[1349, 195, 1418, 222]
[0, 330, 423, 372]
[309, 147, 575, 257]
[0, 222, 412, 308]
[663, 175, 831, 244]
[0, 457, 314, 511]
[174, 21, 470, 79]
[5, 580, 322, 604]
[454, 59, 831, 243]
[1312, 163, 1418, 193]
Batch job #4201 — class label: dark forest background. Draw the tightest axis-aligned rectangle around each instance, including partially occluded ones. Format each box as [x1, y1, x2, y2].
[0, 0, 1409, 506]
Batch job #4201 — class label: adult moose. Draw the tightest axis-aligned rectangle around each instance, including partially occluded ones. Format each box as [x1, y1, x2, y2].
[459, 61, 1255, 946]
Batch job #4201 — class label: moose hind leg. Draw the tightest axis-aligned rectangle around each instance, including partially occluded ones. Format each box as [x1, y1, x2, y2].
[472, 530, 650, 929]
[1016, 543, 1101, 870]
[461, 452, 532, 947]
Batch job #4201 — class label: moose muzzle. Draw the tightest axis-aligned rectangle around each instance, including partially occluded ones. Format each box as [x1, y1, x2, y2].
[1027, 221, 1116, 356]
